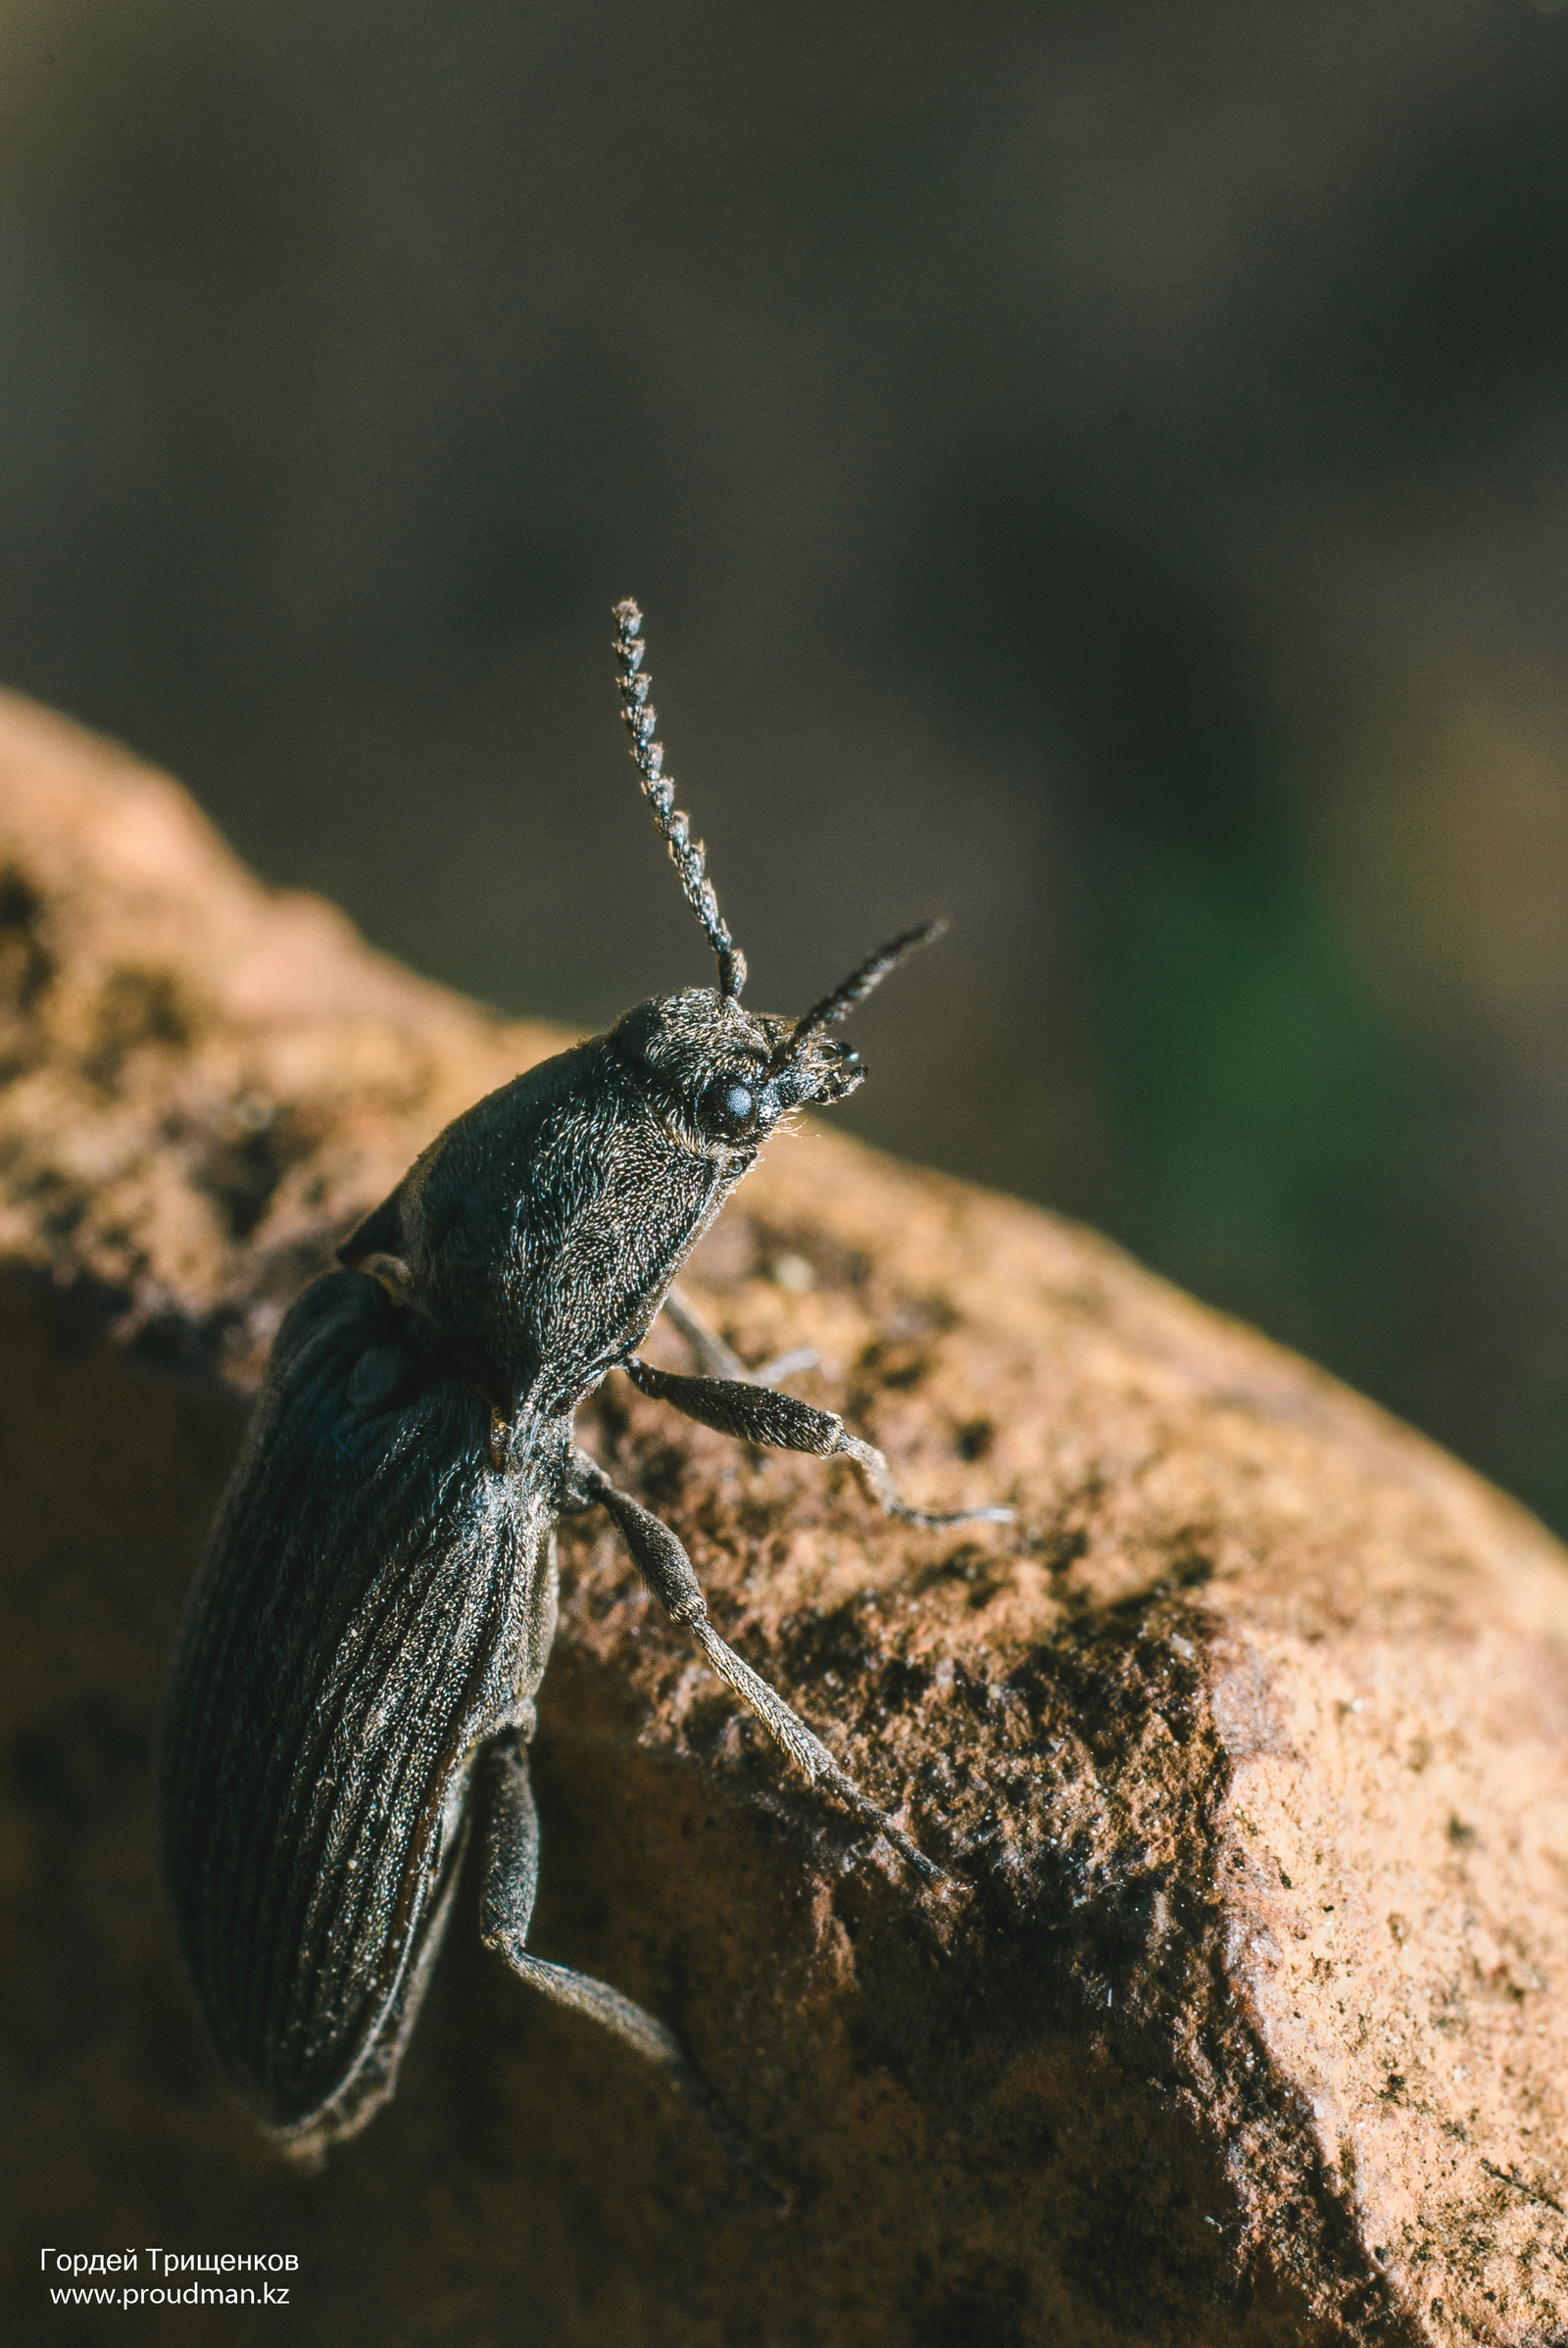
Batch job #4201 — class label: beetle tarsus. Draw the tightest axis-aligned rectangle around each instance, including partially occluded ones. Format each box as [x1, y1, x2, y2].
[621, 1353, 1013, 1530]
[686, 1619, 948, 1884]
[835, 1432, 1014, 1530]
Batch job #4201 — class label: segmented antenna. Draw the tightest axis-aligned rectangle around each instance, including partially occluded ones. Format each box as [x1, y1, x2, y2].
[613, 599, 747, 1000]
[768, 919, 949, 1075]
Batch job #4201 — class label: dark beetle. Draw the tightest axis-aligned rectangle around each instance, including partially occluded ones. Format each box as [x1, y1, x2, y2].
[159, 600, 1010, 2163]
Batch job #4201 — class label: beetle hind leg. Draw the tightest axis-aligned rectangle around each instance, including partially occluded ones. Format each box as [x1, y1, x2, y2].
[479, 1730, 781, 2205]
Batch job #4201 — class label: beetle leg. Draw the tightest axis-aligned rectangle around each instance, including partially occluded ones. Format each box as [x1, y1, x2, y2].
[661, 1284, 747, 1379]
[479, 1729, 683, 2070]
[570, 1449, 948, 1884]
[478, 1729, 780, 2203]
[620, 1355, 1012, 1530]
[662, 1284, 817, 1389]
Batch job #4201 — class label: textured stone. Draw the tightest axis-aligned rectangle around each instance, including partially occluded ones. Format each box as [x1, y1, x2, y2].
[3, 687, 1568, 2344]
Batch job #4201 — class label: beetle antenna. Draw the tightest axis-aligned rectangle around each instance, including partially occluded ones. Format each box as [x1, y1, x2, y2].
[613, 599, 747, 1000]
[767, 919, 948, 1075]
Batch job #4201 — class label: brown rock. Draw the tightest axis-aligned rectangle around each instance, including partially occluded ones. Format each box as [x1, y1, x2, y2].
[3, 686, 1567, 2345]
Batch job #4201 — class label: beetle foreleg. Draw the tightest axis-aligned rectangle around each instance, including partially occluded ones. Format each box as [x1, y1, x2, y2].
[662, 1284, 817, 1389]
[571, 1450, 948, 1884]
[621, 1355, 1012, 1530]
[478, 1730, 779, 2201]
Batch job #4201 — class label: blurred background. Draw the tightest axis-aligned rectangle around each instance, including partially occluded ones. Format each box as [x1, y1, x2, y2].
[3, 0, 1568, 1526]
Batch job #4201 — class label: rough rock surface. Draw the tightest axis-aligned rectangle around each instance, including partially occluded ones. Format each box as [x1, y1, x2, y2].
[4, 688, 1568, 2347]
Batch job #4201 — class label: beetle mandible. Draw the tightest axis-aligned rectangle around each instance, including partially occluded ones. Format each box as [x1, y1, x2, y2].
[158, 599, 1011, 2164]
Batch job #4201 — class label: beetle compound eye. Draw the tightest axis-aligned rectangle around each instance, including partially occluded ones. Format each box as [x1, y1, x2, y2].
[697, 1074, 760, 1141]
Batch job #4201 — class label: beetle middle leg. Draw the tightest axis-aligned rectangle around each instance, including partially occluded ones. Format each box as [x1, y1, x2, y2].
[478, 1727, 779, 2200]
[568, 1447, 947, 1884]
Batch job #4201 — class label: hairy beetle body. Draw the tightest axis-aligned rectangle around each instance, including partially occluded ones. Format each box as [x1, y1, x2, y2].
[159, 604, 1009, 2164]
[161, 1269, 557, 2139]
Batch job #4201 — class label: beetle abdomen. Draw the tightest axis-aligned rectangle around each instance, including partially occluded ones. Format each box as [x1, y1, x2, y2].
[159, 1272, 552, 2129]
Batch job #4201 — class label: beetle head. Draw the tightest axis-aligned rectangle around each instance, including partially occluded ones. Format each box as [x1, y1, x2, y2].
[612, 598, 947, 1157]
[608, 987, 865, 1167]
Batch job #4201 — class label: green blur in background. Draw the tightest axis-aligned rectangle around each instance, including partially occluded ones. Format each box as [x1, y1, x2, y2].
[4, 0, 1568, 1525]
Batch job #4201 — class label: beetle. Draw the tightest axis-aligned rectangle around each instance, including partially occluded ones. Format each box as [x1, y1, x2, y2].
[158, 599, 1010, 2166]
